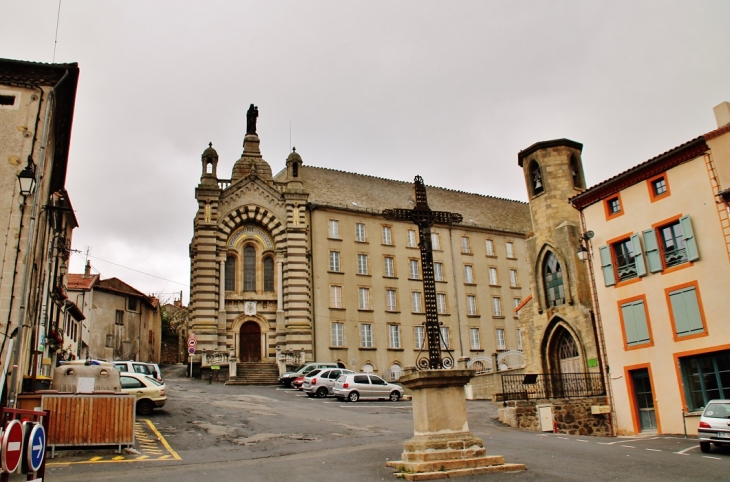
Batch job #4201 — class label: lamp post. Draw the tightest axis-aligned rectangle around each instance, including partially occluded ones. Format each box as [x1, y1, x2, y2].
[17, 158, 36, 197]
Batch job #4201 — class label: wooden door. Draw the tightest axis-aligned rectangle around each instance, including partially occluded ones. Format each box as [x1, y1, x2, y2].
[240, 322, 261, 362]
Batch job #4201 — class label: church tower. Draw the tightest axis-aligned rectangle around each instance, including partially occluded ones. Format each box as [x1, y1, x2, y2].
[517, 139, 601, 377]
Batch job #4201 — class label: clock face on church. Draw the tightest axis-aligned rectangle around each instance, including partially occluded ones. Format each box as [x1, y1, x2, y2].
[244, 301, 256, 316]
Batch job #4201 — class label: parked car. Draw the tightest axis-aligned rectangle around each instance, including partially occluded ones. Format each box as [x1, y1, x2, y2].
[333, 373, 404, 402]
[698, 399, 730, 453]
[279, 362, 339, 387]
[293, 370, 318, 390]
[119, 372, 167, 415]
[303, 368, 354, 398]
[112, 360, 162, 382]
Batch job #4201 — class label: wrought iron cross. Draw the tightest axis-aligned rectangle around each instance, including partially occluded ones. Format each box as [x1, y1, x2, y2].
[383, 175, 463, 369]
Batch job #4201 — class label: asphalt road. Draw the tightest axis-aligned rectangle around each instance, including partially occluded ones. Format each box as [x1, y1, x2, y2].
[39, 365, 730, 482]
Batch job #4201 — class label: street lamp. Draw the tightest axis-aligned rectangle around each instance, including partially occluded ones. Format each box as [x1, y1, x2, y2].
[17, 157, 36, 197]
[576, 230, 594, 262]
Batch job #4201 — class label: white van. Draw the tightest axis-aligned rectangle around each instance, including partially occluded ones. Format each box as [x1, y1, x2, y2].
[112, 360, 162, 382]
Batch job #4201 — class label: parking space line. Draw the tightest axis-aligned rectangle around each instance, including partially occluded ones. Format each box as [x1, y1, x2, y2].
[620, 445, 635, 449]
[646, 448, 661, 452]
[702, 456, 722, 460]
[675, 446, 698, 455]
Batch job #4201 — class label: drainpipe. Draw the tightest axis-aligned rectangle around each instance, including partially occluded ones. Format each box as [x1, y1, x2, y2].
[8, 69, 69, 408]
[579, 210, 617, 436]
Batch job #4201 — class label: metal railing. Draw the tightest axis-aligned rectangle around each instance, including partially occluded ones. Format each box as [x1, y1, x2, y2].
[616, 260, 637, 281]
[664, 248, 687, 268]
[501, 372, 605, 401]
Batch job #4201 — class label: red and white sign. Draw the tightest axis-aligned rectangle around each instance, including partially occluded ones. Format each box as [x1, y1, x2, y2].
[188, 332, 196, 339]
[187, 338, 197, 348]
[2, 419, 23, 473]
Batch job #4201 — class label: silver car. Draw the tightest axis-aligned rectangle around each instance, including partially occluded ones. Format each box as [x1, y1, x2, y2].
[303, 368, 354, 398]
[333, 373, 404, 402]
[698, 399, 730, 453]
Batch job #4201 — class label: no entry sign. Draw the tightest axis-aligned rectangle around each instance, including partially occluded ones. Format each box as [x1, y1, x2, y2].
[2, 419, 23, 473]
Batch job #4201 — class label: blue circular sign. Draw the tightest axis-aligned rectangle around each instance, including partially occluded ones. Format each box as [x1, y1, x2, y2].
[27, 424, 45, 472]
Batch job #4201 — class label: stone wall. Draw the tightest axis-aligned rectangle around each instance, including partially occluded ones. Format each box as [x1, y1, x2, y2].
[468, 367, 525, 400]
[499, 396, 611, 436]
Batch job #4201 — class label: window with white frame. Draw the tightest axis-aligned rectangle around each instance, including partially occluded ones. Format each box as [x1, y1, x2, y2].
[489, 267, 498, 285]
[331, 322, 344, 347]
[434, 262, 444, 281]
[384, 256, 395, 277]
[506, 241, 515, 258]
[414, 325, 425, 349]
[440, 326, 450, 349]
[513, 297, 521, 316]
[437, 293, 447, 314]
[492, 297, 503, 317]
[411, 291, 423, 312]
[431, 232, 441, 250]
[464, 265, 474, 283]
[328, 219, 340, 239]
[407, 229, 417, 247]
[467, 295, 478, 315]
[509, 269, 518, 287]
[330, 285, 343, 308]
[409, 259, 420, 279]
[386, 289, 398, 311]
[470, 327, 480, 350]
[355, 223, 366, 242]
[461, 236, 471, 254]
[329, 251, 341, 272]
[496, 328, 506, 350]
[389, 325, 401, 349]
[517, 328, 523, 350]
[360, 324, 373, 348]
[358, 287, 371, 310]
[382, 226, 392, 245]
[357, 254, 369, 275]
[485, 239, 495, 256]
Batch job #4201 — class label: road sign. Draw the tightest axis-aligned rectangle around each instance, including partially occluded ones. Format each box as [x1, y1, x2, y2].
[188, 347, 195, 354]
[26, 423, 45, 472]
[2, 419, 23, 473]
[187, 338, 197, 348]
[188, 332, 196, 339]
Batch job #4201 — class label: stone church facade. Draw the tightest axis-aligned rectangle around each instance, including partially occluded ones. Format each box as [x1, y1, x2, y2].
[188, 106, 534, 380]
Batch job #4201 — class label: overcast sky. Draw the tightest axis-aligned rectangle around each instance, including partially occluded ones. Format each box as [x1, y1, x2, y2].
[2, 1, 729, 304]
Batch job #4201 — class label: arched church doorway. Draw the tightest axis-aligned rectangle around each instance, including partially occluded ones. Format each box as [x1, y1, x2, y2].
[548, 325, 582, 374]
[240, 321, 261, 362]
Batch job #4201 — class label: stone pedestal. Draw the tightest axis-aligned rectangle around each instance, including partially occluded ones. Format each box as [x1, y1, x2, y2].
[386, 369, 525, 481]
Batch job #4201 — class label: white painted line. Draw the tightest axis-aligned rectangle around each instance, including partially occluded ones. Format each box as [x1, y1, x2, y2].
[557, 437, 570, 440]
[8, 442, 20, 451]
[675, 446, 698, 455]
[702, 456, 722, 460]
[597, 442, 613, 445]
[577, 440, 588, 443]
[646, 448, 661, 452]
[621, 445, 635, 449]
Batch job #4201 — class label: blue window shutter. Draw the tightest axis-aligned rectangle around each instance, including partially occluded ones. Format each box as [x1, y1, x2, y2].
[631, 234, 646, 277]
[599, 245, 615, 286]
[680, 215, 699, 262]
[670, 287, 704, 336]
[643, 228, 663, 273]
[622, 301, 650, 345]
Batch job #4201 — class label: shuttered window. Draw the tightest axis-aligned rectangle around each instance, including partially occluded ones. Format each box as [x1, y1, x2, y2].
[620, 299, 651, 346]
[669, 285, 704, 337]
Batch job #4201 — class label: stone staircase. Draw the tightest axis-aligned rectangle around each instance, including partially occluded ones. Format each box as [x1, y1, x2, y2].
[225, 361, 280, 385]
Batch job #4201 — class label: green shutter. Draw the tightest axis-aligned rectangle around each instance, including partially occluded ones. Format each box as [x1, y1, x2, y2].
[670, 287, 704, 336]
[643, 228, 663, 273]
[680, 215, 699, 262]
[631, 234, 646, 277]
[622, 300, 650, 345]
[599, 245, 615, 287]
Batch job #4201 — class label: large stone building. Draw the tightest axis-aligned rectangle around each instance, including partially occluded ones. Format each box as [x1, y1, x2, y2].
[189, 106, 532, 381]
[571, 102, 730, 436]
[0, 59, 80, 405]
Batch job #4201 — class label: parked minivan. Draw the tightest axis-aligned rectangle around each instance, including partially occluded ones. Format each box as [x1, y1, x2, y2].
[112, 360, 162, 382]
[279, 362, 339, 387]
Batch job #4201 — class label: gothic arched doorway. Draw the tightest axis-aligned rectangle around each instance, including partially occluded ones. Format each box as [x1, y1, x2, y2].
[240, 321, 261, 362]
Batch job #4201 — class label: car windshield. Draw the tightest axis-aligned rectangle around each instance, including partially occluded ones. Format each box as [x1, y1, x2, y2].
[305, 369, 322, 378]
[146, 377, 164, 386]
[704, 402, 730, 419]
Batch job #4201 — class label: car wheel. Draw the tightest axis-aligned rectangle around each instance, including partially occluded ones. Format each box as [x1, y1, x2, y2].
[137, 399, 154, 416]
[317, 387, 328, 398]
[347, 391, 360, 402]
[700, 442, 711, 453]
[389, 391, 401, 402]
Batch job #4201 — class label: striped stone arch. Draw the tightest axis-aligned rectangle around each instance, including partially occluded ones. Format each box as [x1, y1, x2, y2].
[217, 205, 286, 248]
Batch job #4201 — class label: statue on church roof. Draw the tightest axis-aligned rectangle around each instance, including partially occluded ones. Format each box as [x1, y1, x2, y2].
[246, 104, 258, 135]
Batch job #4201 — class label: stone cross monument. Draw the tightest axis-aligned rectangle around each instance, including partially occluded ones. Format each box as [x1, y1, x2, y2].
[383, 175, 462, 369]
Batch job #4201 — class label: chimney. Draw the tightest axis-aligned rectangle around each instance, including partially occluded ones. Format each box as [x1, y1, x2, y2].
[84, 261, 91, 278]
[714, 102, 730, 128]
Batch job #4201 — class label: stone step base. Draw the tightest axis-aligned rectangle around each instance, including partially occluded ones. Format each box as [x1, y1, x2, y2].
[387, 455, 506, 473]
[390, 462, 527, 481]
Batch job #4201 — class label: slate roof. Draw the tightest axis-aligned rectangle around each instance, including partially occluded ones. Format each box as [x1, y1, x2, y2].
[276, 166, 531, 234]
